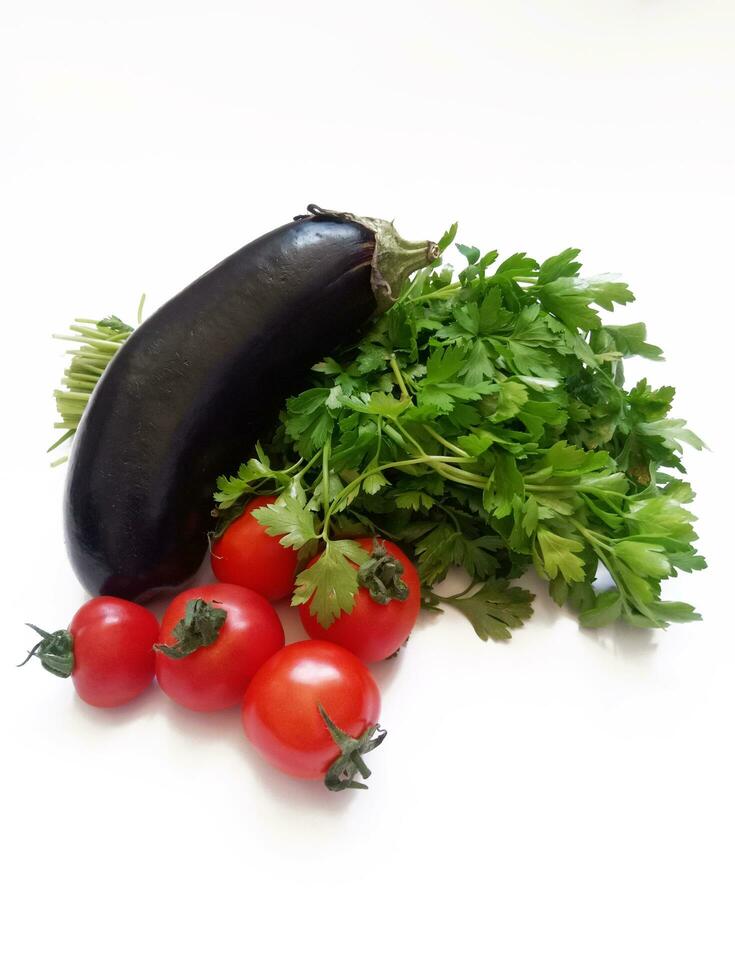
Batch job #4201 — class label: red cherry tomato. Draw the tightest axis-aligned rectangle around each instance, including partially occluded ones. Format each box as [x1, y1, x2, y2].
[299, 538, 421, 663]
[243, 640, 383, 785]
[155, 583, 284, 712]
[211, 495, 298, 601]
[70, 597, 158, 707]
[23, 597, 158, 708]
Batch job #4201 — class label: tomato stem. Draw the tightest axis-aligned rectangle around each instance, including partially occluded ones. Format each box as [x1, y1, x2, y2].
[358, 539, 409, 605]
[318, 704, 387, 792]
[154, 598, 227, 659]
[20, 624, 75, 678]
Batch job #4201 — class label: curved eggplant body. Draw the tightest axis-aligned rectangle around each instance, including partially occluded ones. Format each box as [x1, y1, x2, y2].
[65, 215, 379, 599]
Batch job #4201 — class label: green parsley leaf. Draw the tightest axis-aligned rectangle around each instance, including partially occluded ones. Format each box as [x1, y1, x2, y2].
[635, 418, 706, 454]
[456, 243, 481, 265]
[535, 527, 586, 583]
[539, 274, 633, 330]
[213, 446, 281, 508]
[430, 580, 535, 641]
[483, 452, 524, 519]
[496, 252, 539, 277]
[537, 248, 582, 285]
[600, 322, 663, 360]
[614, 540, 672, 580]
[578, 590, 623, 628]
[285, 388, 334, 456]
[292, 539, 367, 628]
[437, 223, 458, 253]
[252, 493, 317, 550]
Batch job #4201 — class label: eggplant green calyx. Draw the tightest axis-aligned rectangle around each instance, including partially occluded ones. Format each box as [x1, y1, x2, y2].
[20, 625, 74, 678]
[154, 598, 227, 659]
[318, 704, 387, 792]
[358, 539, 409, 606]
[303, 204, 440, 313]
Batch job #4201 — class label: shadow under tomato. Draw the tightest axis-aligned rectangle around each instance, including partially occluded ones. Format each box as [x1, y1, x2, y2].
[234, 729, 362, 810]
[368, 645, 405, 694]
[157, 688, 363, 810]
[157, 691, 242, 739]
[272, 599, 309, 645]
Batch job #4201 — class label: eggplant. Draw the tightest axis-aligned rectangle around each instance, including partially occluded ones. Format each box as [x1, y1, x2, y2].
[64, 205, 438, 601]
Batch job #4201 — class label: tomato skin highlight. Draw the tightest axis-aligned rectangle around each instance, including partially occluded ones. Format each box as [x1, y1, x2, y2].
[299, 538, 421, 662]
[242, 640, 381, 780]
[156, 584, 284, 712]
[69, 597, 158, 708]
[211, 496, 298, 601]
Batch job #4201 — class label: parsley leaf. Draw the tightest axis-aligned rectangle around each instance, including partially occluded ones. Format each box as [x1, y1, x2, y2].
[535, 528, 587, 583]
[292, 539, 367, 628]
[426, 580, 534, 641]
[252, 492, 317, 550]
[285, 388, 334, 456]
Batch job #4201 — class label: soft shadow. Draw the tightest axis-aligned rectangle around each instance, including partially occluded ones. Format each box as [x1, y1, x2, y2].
[158, 692, 243, 739]
[158, 690, 361, 811]
[528, 570, 660, 659]
[273, 599, 309, 644]
[369, 650, 404, 694]
[234, 731, 361, 811]
[589, 620, 660, 659]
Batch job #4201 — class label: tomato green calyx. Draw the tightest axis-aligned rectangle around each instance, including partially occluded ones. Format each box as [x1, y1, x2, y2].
[357, 539, 410, 606]
[20, 624, 75, 678]
[155, 598, 227, 659]
[318, 703, 387, 792]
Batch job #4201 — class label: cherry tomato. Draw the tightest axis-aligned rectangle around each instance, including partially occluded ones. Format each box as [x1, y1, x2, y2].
[155, 583, 284, 711]
[299, 538, 421, 662]
[243, 640, 384, 787]
[211, 495, 298, 601]
[24, 597, 158, 708]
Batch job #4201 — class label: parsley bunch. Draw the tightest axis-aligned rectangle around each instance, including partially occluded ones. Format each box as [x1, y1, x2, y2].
[214, 226, 705, 638]
[50, 296, 145, 464]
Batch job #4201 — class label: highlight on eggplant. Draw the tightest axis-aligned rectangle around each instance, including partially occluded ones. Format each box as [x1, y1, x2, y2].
[63, 205, 439, 601]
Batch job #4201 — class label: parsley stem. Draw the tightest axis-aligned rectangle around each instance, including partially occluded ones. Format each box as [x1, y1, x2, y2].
[326, 454, 482, 517]
[400, 454, 476, 467]
[321, 437, 332, 529]
[383, 423, 408, 450]
[569, 522, 661, 626]
[295, 450, 323, 480]
[404, 283, 463, 305]
[421, 424, 470, 458]
[569, 518, 615, 554]
[389, 355, 410, 400]
[394, 421, 429, 458]
[525, 482, 627, 497]
[435, 462, 486, 488]
[391, 422, 483, 486]
[53, 334, 123, 352]
[435, 503, 461, 531]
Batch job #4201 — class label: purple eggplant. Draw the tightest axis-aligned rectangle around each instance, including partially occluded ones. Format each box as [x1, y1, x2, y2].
[64, 205, 437, 600]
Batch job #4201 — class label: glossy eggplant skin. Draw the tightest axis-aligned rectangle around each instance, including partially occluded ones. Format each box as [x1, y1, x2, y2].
[65, 215, 376, 600]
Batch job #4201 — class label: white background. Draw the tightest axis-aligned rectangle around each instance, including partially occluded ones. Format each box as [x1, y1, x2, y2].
[3, 2, 734, 977]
